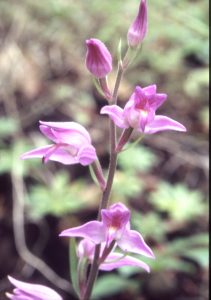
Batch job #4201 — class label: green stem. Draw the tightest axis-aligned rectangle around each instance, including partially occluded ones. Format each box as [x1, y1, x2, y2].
[81, 51, 128, 300]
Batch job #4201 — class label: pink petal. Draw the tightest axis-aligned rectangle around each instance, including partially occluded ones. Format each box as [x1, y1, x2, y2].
[59, 221, 106, 244]
[127, 0, 148, 47]
[7, 276, 62, 300]
[77, 239, 96, 259]
[100, 253, 150, 272]
[45, 147, 79, 165]
[148, 93, 167, 110]
[77, 145, 97, 166]
[20, 145, 79, 165]
[6, 292, 32, 300]
[100, 105, 129, 129]
[39, 125, 58, 143]
[85, 38, 112, 78]
[39, 121, 91, 143]
[118, 229, 155, 258]
[142, 84, 157, 95]
[145, 115, 187, 134]
[20, 145, 53, 160]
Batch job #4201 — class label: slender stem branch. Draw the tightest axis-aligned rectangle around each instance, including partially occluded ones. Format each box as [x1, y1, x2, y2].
[81, 245, 100, 300]
[112, 63, 124, 105]
[82, 52, 128, 300]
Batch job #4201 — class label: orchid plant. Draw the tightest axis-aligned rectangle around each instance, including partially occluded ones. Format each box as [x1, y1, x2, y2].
[7, 1, 186, 299]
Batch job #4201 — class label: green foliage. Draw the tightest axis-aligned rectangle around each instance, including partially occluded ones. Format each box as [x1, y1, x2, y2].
[184, 68, 209, 98]
[0, 118, 18, 139]
[112, 170, 143, 201]
[69, 238, 80, 297]
[154, 233, 209, 271]
[199, 106, 209, 129]
[0, 139, 40, 175]
[26, 171, 98, 219]
[118, 145, 158, 173]
[131, 211, 166, 242]
[119, 233, 208, 277]
[149, 182, 206, 222]
[92, 274, 139, 299]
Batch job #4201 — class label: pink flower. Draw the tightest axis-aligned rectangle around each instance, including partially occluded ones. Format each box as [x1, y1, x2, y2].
[85, 38, 112, 78]
[6, 276, 62, 300]
[21, 121, 97, 166]
[100, 85, 186, 134]
[127, 0, 148, 47]
[59, 202, 154, 258]
[77, 239, 151, 272]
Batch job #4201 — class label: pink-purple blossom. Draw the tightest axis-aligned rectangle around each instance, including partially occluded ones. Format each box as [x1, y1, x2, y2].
[100, 85, 186, 134]
[85, 38, 112, 78]
[77, 239, 151, 272]
[59, 202, 154, 258]
[6, 276, 62, 300]
[21, 121, 97, 166]
[127, 0, 148, 47]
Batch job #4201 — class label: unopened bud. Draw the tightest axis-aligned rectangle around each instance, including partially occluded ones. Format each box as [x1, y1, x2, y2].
[127, 0, 148, 48]
[85, 38, 112, 78]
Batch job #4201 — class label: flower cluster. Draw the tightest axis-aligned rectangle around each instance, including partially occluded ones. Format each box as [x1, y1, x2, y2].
[7, 1, 187, 300]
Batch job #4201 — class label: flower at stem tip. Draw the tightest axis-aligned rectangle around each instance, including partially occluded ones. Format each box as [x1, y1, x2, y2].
[59, 202, 155, 259]
[6, 276, 62, 300]
[20, 121, 97, 166]
[127, 0, 148, 48]
[85, 38, 112, 100]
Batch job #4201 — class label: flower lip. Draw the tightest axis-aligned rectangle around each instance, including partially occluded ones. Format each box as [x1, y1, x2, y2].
[102, 203, 130, 228]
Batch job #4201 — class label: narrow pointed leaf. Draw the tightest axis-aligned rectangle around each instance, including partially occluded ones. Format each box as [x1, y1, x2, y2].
[69, 238, 80, 297]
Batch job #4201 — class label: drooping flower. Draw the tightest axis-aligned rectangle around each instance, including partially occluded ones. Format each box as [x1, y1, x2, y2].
[21, 121, 97, 166]
[59, 202, 154, 258]
[101, 85, 186, 134]
[6, 276, 62, 300]
[85, 38, 112, 78]
[127, 0, 148, 47]
[77, 239, 151, 272]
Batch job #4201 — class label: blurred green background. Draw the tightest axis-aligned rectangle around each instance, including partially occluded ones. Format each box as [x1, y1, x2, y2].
[0, 0, 208, 299]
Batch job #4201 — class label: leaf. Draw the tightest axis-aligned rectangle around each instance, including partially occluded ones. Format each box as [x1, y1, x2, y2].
[112, 170, 143, 200]
[92, 275, 138, 299]
[0, 117, 18, 138]
[149, 182, 206, 222]
[69, 239, 80, 297]
[131, 211, 165, 242]
[150, 255, 195, 273]
[118, 145, 158, 173]
[27, 172, 99, 219]
[184, 248, 209, 268]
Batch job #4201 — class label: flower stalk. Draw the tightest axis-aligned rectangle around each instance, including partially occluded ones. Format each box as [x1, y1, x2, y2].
[81, 47, 130, 300]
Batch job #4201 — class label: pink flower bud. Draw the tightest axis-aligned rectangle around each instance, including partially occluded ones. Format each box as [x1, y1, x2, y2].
[127, 0, 148, 47]
[85, 38, 112, 78]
